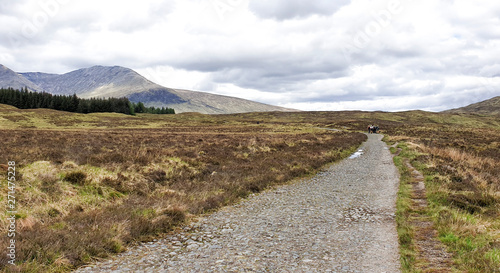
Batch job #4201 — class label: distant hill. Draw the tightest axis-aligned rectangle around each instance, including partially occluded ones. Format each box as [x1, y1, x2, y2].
[0, 64, 43, 92]
[21, 66, 168, 98]
[0, 64, 296, 114]
[444, 96, 500, 116]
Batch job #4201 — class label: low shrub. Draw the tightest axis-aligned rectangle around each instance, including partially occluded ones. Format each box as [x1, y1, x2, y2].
[64, 171, 87, 185]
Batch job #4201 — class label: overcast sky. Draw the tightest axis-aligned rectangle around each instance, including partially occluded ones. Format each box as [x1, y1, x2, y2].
[1, 0, 499, 111]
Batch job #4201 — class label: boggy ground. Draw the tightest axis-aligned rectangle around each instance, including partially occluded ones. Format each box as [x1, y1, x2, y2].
[0, 105, 499, 272]
[0, 108, 366, 272]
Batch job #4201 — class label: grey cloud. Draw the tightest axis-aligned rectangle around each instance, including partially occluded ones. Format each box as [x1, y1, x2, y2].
[108, 18, 154, 33]
[0, 1, 28, 14]
[183, 56, 348, 92]
[167, 40, 349, 92]
[479, 65, 500, 77]
[109, 2, 175, 33]
[0, 3, 93, 49]
[380, 46, 422, 59]
[149, 1, 176, 18]
[210, 68, 347, 93]
[2, 0, 499, 112]
[249, 0, 351, 20]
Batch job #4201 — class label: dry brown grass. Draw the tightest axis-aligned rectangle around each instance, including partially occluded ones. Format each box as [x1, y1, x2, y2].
[0, 120, 365, 272]
[1, 106, 498, 272]
[387, 123, 500, 272]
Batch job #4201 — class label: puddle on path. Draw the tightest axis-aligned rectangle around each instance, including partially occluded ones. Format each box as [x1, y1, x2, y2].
[349, 149, 364, 159]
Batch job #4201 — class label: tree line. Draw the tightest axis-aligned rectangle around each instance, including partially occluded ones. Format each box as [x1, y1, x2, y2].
[0, 87, 175, 115]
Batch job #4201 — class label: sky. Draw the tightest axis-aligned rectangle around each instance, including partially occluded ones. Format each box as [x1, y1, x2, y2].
[1, 0, 499, 112]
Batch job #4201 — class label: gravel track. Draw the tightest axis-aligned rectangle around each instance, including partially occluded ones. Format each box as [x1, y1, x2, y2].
[76, 133, 401, 273]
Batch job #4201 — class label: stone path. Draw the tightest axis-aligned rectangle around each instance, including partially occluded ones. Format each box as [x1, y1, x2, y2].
[76, 133, 401, 273]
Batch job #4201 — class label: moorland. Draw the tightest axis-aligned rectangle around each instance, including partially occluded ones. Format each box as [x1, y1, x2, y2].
[0, 104, 499, 272]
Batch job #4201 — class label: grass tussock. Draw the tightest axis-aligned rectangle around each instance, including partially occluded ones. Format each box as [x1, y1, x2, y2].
[0, 122, 365, 272]
[1, 106, 498, 272]
[387, 124, 500, 272]
[391, 143, 420, 272]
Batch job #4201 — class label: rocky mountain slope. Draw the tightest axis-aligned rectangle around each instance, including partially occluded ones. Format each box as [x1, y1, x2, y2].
[443, 96, 500, 116]
[0, 64, 43, 92]
[0, 64, 295, 114]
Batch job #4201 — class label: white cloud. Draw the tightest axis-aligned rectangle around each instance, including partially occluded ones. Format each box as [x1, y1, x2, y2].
[136, 65, 210, 90]
[0, 0, 499, 111]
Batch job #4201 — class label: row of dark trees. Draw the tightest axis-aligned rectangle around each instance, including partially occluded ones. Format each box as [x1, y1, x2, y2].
[132, 101, 175, 114]
[0, 87, 175, 115]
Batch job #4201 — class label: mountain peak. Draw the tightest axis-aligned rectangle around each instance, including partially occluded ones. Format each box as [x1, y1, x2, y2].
[0, 64, 296, 114]
[0, 64, 43, 91]
[85, 65, 131, 71]
[69, 65, 137, 76]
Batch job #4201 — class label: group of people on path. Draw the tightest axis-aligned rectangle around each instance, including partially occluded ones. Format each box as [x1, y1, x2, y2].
[368, 124, 379, 134]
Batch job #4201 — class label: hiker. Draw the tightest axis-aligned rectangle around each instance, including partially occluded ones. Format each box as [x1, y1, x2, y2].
[368, 124, 373, 134]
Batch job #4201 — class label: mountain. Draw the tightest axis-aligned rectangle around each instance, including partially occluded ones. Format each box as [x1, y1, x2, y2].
[0, 64, 295, 114]
[444, 96, 500, 116]
[134, 89, 294, 114]
[0, 64, 43, 92]
[21, 66, 169, 98]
